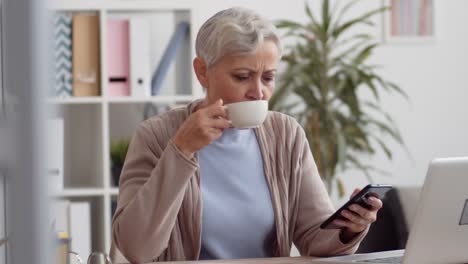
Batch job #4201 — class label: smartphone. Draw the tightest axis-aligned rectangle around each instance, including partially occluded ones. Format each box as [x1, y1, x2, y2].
[320, 184, 393, 229]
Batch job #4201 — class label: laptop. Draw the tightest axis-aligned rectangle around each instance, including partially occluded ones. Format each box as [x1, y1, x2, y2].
[317, 157, 468, 264]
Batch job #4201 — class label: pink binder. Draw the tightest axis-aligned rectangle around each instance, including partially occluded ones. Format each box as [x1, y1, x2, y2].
[107, 19, 130, 97]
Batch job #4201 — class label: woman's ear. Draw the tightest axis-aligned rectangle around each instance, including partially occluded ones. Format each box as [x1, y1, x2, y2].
[193, 57, 209, 89]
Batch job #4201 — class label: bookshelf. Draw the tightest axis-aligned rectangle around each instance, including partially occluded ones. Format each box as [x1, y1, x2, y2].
[48, 0, 202, 256]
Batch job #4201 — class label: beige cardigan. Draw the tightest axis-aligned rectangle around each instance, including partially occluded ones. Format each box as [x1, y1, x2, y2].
[112, 100, 366, 263]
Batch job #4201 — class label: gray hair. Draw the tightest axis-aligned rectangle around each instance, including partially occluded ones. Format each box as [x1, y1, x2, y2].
[195, 7, 282, 68]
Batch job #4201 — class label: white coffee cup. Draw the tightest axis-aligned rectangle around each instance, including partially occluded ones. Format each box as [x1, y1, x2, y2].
[223, 100, 268, 129]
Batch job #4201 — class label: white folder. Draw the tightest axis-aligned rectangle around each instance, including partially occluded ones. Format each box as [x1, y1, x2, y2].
[69, 202, 91, 260]
[46, 118, 64, 194]
[50, 199, 70, 233]
[130, 17, 151, 97]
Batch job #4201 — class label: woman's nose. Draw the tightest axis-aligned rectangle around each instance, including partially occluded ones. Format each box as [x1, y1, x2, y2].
[246, 79, 264, 100]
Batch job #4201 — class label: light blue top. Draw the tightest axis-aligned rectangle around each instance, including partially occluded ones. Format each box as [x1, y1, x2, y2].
[198, 128, 276, 260]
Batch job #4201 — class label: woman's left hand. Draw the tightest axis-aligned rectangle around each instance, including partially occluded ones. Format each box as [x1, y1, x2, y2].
[333, 188, 383, 235]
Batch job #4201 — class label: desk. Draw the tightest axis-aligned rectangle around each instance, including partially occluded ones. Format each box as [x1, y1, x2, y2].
[136, 257, 348, 264]
[151, 257, 314, 264]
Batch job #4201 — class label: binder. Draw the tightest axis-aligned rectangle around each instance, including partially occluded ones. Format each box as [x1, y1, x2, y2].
[50, 200, 71, 264]
[72, 14, 101, 96]
[151, 22, 190, 95]
[107, 19, 130, 97]
[53, 13, 73, 98]
[49, 200, 70, 233]
[69, 202, 91, 261]
[46, 118, 64, 194]
[130, 17, 151, 97]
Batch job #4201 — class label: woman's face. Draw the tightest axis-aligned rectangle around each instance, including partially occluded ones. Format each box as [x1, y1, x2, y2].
[194, 40, 281, 105]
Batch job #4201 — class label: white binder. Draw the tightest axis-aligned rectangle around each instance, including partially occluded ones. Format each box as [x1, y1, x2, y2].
[49, 199, 70, 233]
[46, 118, 64, 194]
[69, 202, 91, 261]
[130, 17, 151, 97]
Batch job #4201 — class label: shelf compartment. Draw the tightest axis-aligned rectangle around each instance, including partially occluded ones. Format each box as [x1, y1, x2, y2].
[108, 103, 172, 187]
[51, 196, 106, 258]
[49, 104, 104, 188]
[105, 9, 193, 97]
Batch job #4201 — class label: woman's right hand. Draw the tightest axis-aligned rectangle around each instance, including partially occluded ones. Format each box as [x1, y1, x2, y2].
[173, 99, 231, 158]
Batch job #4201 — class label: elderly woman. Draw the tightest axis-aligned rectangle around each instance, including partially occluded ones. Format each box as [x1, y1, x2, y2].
[112, 7, 382, 263]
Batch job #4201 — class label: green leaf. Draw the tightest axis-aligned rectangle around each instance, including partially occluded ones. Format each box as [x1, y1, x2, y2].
[346, 124, 375, 153]
[333, 39, 372, 61]
[336, 130, 347, 171]
[322, 0, 331, 34]
[332, 6, 387, 38]
[329, 0, 342, 23]
[294, 85, 320, 107]
[387, 81, 409, 100]
[275, 19, 304, 30]
[363, 101, 396, 125]
[364, 117, 403, 144]
[333, 33, 372, 50]
[110, 139, 130, 166]
[305, 2, 319, 27]
[329, 75, 348, 98]
[331, 0, 361, 30]
[372, 136, 393, 160]
[367, 74, 409, 102]
[355, 68, 380, 101]
[353, 43, 378, 65]
[337, 178, 346, 198]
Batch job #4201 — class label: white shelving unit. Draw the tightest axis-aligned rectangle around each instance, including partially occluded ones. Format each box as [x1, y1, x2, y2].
[48, 0, 202, 255]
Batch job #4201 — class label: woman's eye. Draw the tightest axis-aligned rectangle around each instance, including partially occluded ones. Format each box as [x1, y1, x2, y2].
[263, 76, 275, 82]
[234, 75, 249, 81]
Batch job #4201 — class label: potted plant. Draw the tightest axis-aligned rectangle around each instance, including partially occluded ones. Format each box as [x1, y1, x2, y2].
[110, 139, 130, 186]
[270, 0, 408, 197]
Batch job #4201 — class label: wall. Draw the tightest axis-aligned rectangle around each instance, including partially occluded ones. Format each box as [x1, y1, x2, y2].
[195, 0, 468, 199]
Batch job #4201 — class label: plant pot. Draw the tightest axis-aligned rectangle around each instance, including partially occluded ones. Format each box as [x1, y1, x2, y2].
[112, 164, 123, 187]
